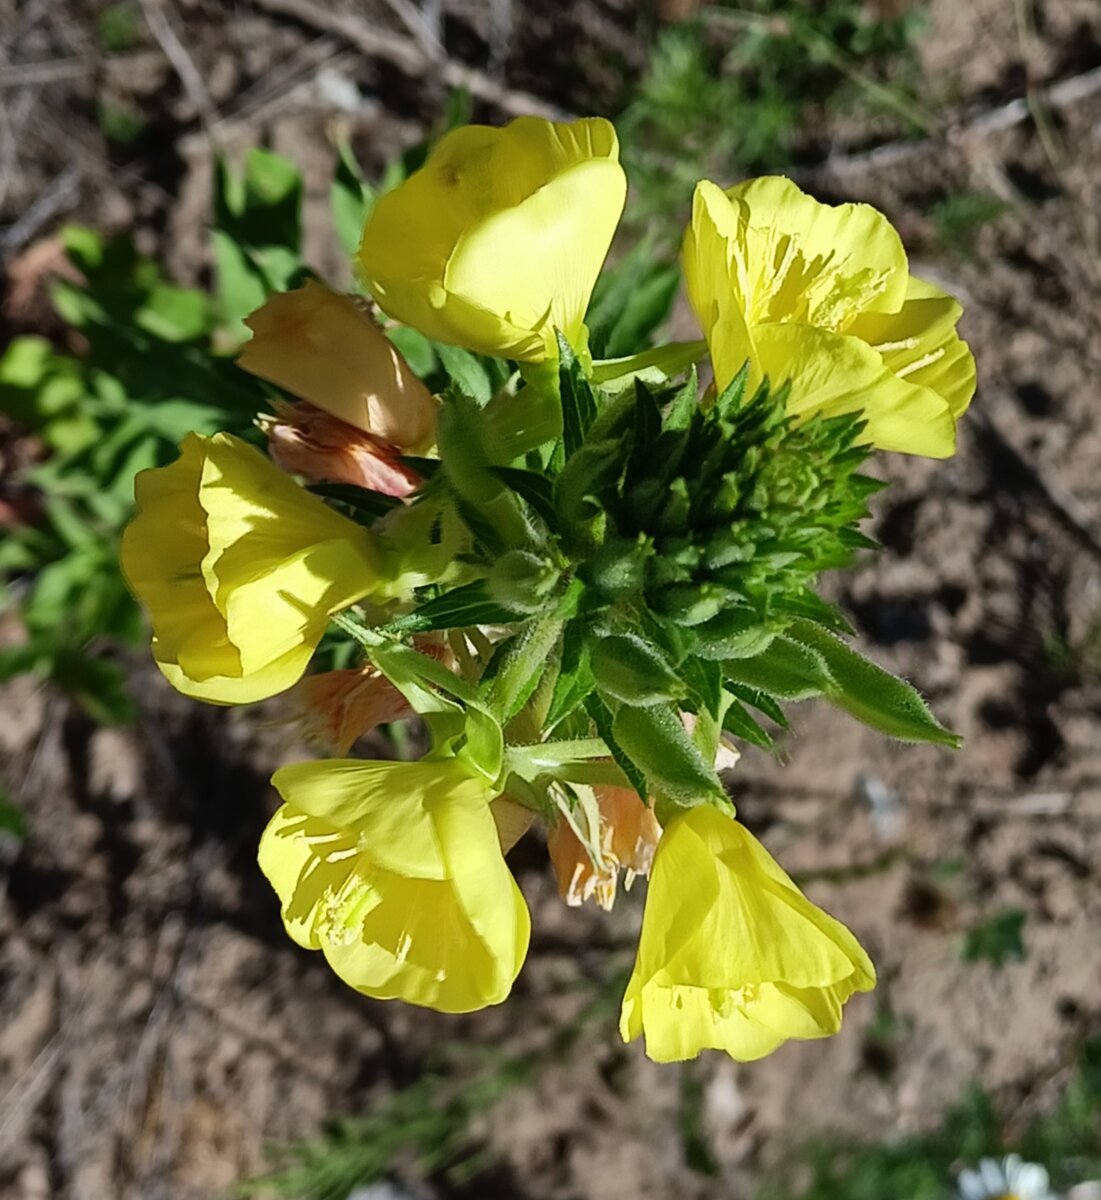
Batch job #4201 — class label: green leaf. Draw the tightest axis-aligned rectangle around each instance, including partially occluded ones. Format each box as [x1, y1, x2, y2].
[724, 682, 789, 728]
[611, 702, 723, 807]
[436, 343, 494, 405]
[438, 392, 529, 551]
[603, 264, 680, 359]
[134, 283, 210, 342]
[584, 692, 647, 800]
[307, 482, 403, 523]
[557, 332, 598, 459]
[721, 698, 775, 752]
[489, 466, 559, 530]
[591, 634, 684, 707]
[387, 325, 437, 377]
[788, 619, 961, 748]
[546, 623, 592, 729]
[53, 650, 135, 725]
[386, 581, 521, 634]
[962, 907, 1027, 967]
[331, 138, 374, 258]
[586, 240, 680, 357]
[0, 786, 25, 839]
[212, 228, 268, 330]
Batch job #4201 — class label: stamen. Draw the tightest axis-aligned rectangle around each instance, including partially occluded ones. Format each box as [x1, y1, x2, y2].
[897, 347, 946, 378]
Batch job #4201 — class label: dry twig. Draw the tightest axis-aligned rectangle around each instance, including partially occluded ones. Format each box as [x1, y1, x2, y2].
[138, 0, 221, 138]
[252, 0, 571, 121]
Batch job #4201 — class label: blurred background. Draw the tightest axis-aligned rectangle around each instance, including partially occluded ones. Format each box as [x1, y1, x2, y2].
[2, 1, 1101, 1198]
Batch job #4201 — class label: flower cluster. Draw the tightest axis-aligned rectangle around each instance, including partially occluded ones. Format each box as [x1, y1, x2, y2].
[121, 115, 974, 1061]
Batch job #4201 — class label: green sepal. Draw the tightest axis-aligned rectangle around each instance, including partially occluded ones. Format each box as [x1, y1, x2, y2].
[338, 621, 503, 782]
[590, 633, 685, 707]
[590, 342, 706, 392]
[480, 616, 563, 725]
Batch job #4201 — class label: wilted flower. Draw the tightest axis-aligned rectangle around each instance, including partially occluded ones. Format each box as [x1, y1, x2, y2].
[295, 667, 411, 754]
[120, 432, 379, 703]
[262, 400, 421, 498]
[260, 758, 531, 1012]
[548, 784, 662, 910]
[620, 804, 875, 1062]
[683, 176, 975, 457]
[239, 280, 436, 448]
[358, 116, 626, 362]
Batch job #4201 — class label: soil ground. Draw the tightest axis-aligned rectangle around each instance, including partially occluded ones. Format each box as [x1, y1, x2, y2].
[2, 1, 1101, 1197]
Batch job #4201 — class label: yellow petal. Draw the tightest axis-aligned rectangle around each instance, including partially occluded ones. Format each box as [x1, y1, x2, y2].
[620, 805, 875, 1063]
[682, 180, 760, 392]
[359, 117, 626, 361]
[156, 641, 313, 705]
[260, 758, 531, 1013]
[847, 274, 976, 421]
[752, 323, 958, 458]
[122, 432, 381, 703]
[239, 281, 436, 448]
[722, 176, 909, 331]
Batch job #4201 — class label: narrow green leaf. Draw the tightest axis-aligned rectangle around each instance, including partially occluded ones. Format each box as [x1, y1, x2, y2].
[385, 581, 521, 634]
[489, 466, 559, 530]
[436, 343, 493, 405]
[788, 619, 962, 747]
[584, 692, 648, 800]
[721, 698, 775, 752]
[557, 331, 597, 458]
[724, 682, 789, 728]
[714, 361, 751, 418]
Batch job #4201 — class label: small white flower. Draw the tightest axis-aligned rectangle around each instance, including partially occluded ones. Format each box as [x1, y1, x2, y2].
[957, 1155, 1057, 1200]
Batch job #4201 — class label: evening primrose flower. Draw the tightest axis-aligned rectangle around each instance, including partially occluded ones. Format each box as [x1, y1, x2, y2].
[683, 176, 975, 458]
[620, 804, 875, 1063]
[121, 432, 379, 704]
[957, 1156, 1056, 1200]
[358, 116, 626, 362]
[239, 280, 436, 449]
[260, 758, 531, 1012]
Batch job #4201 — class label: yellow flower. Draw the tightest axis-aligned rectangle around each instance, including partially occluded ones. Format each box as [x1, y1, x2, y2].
[620, 804, 875, 1063]
[120, 432, 379, 704]
[358, 116, 627, 362]
[238, 280, 436, 449]
[260, 758, 531, 1012]
[683, 176, 975, 458]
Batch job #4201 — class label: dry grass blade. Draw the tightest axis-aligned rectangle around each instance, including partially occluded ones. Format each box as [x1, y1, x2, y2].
[252, 0, 571, 120]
